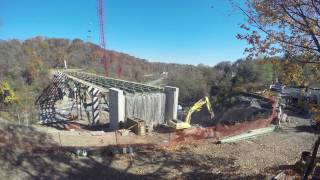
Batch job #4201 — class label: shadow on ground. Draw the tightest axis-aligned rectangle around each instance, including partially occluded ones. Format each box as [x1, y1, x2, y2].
[43, 112, 109, 131]
[295, 125, 320, 134]
[0, 121, 270, 179]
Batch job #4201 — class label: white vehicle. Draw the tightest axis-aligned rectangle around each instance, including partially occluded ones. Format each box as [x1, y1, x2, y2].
[270, 83, 285, 92]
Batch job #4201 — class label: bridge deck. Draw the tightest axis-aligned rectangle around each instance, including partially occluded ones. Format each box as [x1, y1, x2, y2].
[63, 71, 163, 94]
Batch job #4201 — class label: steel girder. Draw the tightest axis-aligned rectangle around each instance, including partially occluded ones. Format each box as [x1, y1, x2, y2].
[64, 71, 163, 94]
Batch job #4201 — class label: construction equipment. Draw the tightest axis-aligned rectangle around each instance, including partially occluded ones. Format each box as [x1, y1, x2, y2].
[97, 0, 109, 76]
[97, 0, 123, 77]
[168, 96, 214, 129]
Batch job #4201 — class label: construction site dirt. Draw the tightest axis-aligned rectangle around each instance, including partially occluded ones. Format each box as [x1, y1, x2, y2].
[1, 91, 312, 179]
[12, 94, 276, 150]
[0, 111, 317, 179]
[0, 95, 276, 151]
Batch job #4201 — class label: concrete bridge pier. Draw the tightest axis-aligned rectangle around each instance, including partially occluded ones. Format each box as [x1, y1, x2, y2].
[164, 86, 179, 123]
[109, 88, 125, 130]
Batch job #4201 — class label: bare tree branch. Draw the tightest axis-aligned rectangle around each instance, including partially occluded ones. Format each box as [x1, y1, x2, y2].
[235, 0, 320, 60]
[297, 4, 320, 53]
[237, 4, 319, 52]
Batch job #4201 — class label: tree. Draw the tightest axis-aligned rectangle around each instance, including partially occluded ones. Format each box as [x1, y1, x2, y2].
[234, 0, 320, 86]
[22, 56, 44, 85]
[166, 68, 209, 105]
[235, 0, 320, 63]
[235, 1, 320, 178]
[55, 48, 67, 68]
[280, 60, 305, 86]
[0, 81, 18, 107]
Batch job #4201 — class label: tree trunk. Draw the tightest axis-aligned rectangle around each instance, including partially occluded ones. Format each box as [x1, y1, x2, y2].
[303, 135, 320, 180]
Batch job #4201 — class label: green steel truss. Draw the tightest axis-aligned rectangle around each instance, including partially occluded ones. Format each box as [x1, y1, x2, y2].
[63, 71, 163, 94]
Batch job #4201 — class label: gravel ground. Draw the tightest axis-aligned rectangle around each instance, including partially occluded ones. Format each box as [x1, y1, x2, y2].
[106, 114, 317, 179]
[0, 113, 317, 179]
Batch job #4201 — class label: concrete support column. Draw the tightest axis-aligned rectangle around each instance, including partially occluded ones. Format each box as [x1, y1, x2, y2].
[109, 88, 125, 130]
[164, 86, 179, 123]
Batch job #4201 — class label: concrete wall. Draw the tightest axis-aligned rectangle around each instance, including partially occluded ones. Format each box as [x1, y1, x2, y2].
[164, 86, 179, 123]
[109, 88, 125, 130]
[109, 86, 179, 129]
[125, 93, 166, 127]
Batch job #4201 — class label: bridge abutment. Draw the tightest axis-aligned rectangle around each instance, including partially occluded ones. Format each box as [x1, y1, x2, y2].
[164, 86, 179, 123]
[109, 88, 125, 130]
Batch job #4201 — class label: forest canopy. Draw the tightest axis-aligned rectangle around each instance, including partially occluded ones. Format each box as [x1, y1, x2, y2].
[0, 36, 319, 122]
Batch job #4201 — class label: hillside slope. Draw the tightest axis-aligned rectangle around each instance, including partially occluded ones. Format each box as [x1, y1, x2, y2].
[0, 37, 192, 83]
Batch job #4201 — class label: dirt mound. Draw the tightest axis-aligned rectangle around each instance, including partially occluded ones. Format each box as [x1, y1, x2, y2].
[190, 94, 273, 127]
[215, 103, 271, 125]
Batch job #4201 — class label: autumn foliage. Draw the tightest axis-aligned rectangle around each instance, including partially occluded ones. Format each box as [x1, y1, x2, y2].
[236, 0, 320, 62]
[0, 81, 18, 107]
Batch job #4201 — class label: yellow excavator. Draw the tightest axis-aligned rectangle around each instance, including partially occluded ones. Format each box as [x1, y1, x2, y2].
[168, 96, 214, 129]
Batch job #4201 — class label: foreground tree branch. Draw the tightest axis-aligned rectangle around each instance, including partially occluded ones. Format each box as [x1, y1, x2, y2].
[235, 0, 320, 61]
[303, 136, 320, 180]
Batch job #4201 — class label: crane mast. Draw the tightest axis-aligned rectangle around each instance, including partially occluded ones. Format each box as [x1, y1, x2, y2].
[97, 0, 109, 76]
[97, 0, 123, 77]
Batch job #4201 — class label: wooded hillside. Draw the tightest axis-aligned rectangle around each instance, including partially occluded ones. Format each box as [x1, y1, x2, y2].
[0, 36, 319, 122]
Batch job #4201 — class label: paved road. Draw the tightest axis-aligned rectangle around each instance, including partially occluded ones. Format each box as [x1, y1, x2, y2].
[146, 75, 166, 86]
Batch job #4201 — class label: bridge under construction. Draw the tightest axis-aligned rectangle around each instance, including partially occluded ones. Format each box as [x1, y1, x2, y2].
[35, 69, 179, 131]
[34, 69, 277, 148]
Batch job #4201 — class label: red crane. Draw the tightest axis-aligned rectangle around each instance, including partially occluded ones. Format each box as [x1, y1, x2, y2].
[97, 0, 123, 77]
[97, 0, 109, 76]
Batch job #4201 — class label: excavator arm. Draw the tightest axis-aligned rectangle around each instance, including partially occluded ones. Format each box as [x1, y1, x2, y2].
[185, 96, 214, 124]
[168, 96, 214, 129]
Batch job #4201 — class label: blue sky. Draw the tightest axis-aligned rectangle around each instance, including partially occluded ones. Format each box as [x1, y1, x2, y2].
[0, 0, 248, 65]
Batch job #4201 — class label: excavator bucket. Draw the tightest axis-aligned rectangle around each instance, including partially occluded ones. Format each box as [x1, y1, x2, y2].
[168, 119, 191, 129]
